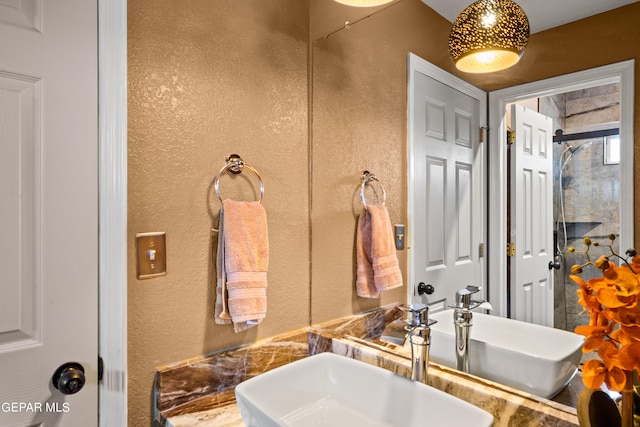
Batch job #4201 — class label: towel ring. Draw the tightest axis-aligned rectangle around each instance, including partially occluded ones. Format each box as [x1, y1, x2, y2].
[360, 170, 386, 208]
[214, 154, 264, 203]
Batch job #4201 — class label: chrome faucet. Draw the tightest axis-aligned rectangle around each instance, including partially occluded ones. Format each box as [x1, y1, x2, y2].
[400, 304, 436, 384]
[449, 286, 492, 373]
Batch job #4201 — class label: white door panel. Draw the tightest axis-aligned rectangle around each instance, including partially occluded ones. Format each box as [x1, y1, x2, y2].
[509, 104, 554, 327]
[408, 57, 485, 310]
[0, 1, 98, 426]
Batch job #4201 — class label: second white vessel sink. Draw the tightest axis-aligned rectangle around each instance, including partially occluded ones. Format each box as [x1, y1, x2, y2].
[235, 352, 494, 427]
[429, 310, 584, 398]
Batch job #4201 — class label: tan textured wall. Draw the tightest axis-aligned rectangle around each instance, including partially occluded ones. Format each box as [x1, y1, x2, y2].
[127, 1, 309, 425]
[310, 0, 455, 322]
[128, 0, 640, 425]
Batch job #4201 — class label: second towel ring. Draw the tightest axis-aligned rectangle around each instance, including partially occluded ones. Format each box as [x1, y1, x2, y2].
[214, 154, 264, 203]
[360, 170, 386, 208]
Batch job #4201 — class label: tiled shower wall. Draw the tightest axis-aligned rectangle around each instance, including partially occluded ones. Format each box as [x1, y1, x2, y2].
[540, 83, 621, 332]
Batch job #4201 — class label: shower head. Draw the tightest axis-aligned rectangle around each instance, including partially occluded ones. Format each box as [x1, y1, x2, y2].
[568, 141, 593, 156]
[561, 141, 593, 171]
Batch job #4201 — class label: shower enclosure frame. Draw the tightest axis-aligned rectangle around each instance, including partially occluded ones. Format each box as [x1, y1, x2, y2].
[554, 128, 617, 253]
[487, 60, 635, 319]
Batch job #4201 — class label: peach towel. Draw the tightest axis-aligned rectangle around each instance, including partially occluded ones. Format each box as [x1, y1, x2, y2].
[214, 199, 269, 332]
[356, 204, 403, 298]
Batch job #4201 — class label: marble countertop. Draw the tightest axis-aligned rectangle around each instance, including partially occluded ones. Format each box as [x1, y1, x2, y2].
[158, 304, 580, 427]
[164, 358, 581, 427]
[164, 403, 242, 427]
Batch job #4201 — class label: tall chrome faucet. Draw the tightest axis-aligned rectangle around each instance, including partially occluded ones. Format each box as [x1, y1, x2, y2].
[401, 304, 436, 384]
[450, 286, 492, 373]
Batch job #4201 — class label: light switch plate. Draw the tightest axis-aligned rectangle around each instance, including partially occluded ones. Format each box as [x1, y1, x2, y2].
[394, 224, 405, 250]
[136, 232, 167, 279]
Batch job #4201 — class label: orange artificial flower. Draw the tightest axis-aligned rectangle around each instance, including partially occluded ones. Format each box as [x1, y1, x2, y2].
[575, 324, 611, 352]
[605, 365, 628, 391]
[597, 288, 637, 309]
[604, 305, 640, 327]
[618, 342, 640, 371]
[603, 265, 640, 298]
[571, 238, 640, 394]
[598, 340, 622, 369]
[609, 326, 640, 347]
[570, 274, 587, 289]
[571, 275, 601, 315]
[618, 326, 640, 343]
[582, 358, 628, 392]
[581, 359, 606, 389]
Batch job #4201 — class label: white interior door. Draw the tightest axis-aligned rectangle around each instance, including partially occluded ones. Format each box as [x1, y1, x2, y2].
[509, 104, 554, 326]
[408, 56, 485, 311]
[0, 1, 98, 426]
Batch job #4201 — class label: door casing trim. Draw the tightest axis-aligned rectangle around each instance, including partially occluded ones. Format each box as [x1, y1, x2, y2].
[488, 60, 635, 317]
[99, 0, 128, 425]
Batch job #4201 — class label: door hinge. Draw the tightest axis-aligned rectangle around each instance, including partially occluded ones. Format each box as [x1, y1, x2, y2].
[507, 129, 516, 145]
[478, 243, 485, 258]
[507, 242, 516, 257]
[479, 126, 487, 143]
[98, 356, 104, 382]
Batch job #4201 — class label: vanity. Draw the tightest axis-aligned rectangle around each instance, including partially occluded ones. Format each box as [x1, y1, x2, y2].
[154, 304, 581, 427]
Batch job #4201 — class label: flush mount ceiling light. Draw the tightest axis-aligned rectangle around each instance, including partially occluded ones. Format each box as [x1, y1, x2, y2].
[449, 0, 529, 73]
[333, 0, 394, 7]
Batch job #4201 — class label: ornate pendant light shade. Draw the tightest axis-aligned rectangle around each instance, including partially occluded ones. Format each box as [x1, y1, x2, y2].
[449, 0, 530, 73]
[333, 0, 394, 6]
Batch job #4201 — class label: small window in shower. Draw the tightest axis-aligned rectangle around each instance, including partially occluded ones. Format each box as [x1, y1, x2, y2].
[604, 135, 620, 165]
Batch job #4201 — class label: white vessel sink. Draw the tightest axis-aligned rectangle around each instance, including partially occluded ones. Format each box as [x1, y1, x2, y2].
[429, 310, 584, 398]
[234, 352, 494, 427]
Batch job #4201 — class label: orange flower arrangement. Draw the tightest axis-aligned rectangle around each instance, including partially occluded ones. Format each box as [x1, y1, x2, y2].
[570, 235, 640, 425]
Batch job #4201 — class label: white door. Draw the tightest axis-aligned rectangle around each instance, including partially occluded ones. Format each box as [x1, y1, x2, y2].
[509, 104, 554, 327]
[0, 1, 98, 426]
[408, 58, 485, 311]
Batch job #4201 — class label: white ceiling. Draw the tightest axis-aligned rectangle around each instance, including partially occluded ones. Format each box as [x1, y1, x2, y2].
[421, 0, 638, 33]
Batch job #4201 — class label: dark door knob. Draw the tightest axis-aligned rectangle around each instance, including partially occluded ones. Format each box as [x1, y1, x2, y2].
[52, 362, 85, 395]
[549, 255, 562, 270]
[549, 260, 561, 270]
[417, 282, 435, 295]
